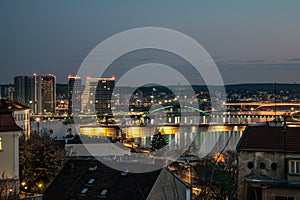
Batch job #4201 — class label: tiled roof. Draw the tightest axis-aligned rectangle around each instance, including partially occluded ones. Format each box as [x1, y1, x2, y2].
[237, 125, 300, 152]
[43, 158, 162, 200]
[0, 111, 22, 132]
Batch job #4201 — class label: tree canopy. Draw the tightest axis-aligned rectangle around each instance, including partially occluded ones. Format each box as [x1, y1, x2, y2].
[19, 132, 65, 193]
[150, 129, 169, 152]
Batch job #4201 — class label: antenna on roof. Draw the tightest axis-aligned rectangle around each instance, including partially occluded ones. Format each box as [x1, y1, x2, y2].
[281, 115, 287, 180]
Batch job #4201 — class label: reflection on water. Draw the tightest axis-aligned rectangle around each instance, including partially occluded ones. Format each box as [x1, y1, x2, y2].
[80, 125, 246, 156]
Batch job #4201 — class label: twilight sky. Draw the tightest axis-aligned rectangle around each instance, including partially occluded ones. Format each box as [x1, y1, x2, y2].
[1, 0, 300, 85]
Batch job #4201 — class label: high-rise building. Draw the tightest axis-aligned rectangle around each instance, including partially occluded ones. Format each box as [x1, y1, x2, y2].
[95, 77, 115, 116]
[81, 77, 100, 114]
[14, 76, 30, 105]
[31, 74, 43, 114]
[42, 74, 56, 114]
[67, 75, 82, 115]
[81, 77, 115, 116]
[13, 74, 56, 115]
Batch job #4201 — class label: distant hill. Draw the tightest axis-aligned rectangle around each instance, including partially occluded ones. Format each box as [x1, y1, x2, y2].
[56, 83, 300, 98]
[225, 83, 300, 91]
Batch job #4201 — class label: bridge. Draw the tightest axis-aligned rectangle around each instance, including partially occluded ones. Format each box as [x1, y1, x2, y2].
[31, 102, 300, 125]
[225, 102, 300, 111]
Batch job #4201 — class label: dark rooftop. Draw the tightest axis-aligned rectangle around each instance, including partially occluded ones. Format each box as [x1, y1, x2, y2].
[0, 98, 29, 111]
[0, 111, 22, 132]
[43, 158, 162, 200]
[237, 125, 300, 152]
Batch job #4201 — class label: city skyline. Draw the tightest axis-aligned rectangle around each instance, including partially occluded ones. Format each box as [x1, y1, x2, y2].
[1, 1, 300, 85]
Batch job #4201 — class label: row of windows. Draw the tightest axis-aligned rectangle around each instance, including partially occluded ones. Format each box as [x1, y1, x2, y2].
[247, 161, 278, 171]
[79, 178, 108, 197]
[247, 160, 300, 175]
[80, 188, 108, 197]
[14, 113, 28, 121]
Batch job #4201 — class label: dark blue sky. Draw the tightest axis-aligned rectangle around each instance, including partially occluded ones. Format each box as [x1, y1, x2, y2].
[1, 0, 300, 84]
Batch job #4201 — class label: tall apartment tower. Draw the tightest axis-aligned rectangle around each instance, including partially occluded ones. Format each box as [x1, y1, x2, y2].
[81, 77, 100, 114]
[13, 74, 56, 115]
[41, 74, 56, 114]
[31, 74, 43, 114]
[13, 76, 30, 105]
[95, 77, 115, 116]
[81, 77, 115, 116]
[67, 75, 82, 116]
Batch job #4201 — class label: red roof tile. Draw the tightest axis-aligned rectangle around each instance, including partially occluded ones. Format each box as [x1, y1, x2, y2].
[0, 111, 22, 132]
[237, 125, 300, 152]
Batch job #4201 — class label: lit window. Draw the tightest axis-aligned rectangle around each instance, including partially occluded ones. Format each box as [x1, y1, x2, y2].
[0, 137, 2, 150]
[99, 189, 108, 197]
[289, 160, 300, 175]
[87, 178, 95, 185]
[80, 188, 88, 194]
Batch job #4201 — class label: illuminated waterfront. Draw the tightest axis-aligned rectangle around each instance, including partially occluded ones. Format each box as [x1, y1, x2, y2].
[79, 124, 245, 155]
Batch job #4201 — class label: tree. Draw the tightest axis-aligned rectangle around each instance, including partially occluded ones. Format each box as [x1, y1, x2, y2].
[193, 151, 238, 200]
[19, 132, 65, 193]
[0, 172, 18, 200]
[150, 128, 169, 151]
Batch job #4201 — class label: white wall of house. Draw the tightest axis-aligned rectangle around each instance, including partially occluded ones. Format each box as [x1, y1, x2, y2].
[13, 109, 30, 139]
[0, 131, 19, 179]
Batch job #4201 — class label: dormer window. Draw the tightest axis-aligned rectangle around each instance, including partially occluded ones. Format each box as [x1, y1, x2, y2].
[99, 189, 108, 197]
[80, 188, 88, 194]
[121, 169, 129, 176]
[289, 160, 300, 175]
[88, 163, 97, 171]
[87, 178, 95, 185]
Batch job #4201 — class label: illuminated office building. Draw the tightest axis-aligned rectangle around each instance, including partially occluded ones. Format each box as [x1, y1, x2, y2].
[95, 77, 115, 116]
[14, 74, 56, 115]
[31, 74, 43, 114]
[41, 74, 56, 114]
[81, 77, 115, 116]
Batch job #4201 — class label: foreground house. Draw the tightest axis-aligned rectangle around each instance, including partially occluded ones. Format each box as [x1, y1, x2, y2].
[237, 124, 300, 200]
[0, 111, 22, 199]
[0, 98, 30, 139]
[44, 158, 192, 200]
